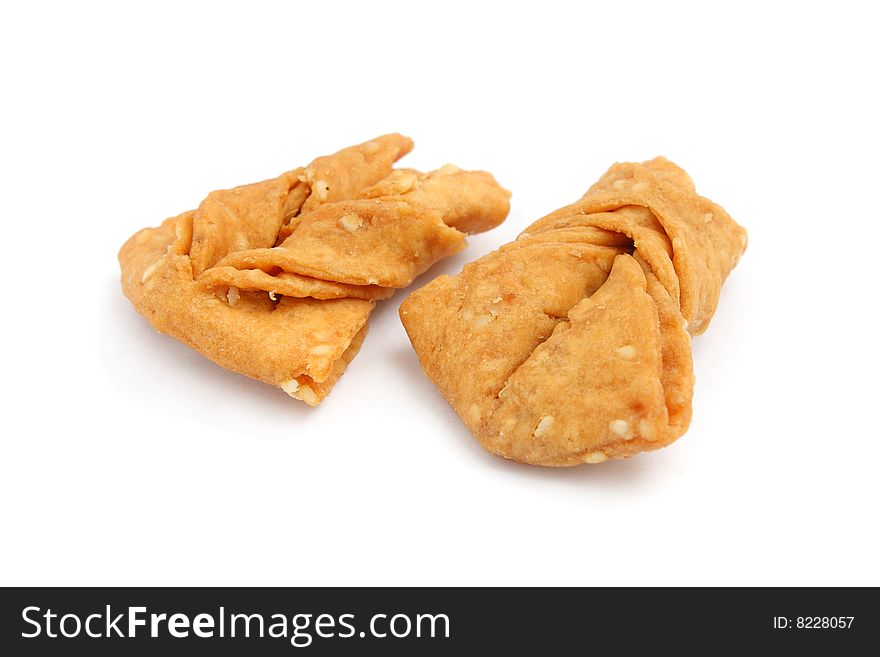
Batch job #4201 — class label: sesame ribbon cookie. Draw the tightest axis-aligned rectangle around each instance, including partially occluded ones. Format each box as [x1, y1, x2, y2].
[399, 158, 746, 466]
[119, 135, 510, 405]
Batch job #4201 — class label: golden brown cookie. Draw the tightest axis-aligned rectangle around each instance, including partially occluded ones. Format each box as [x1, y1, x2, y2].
[119, 135, 510, 404]
[400, 158, 746, 465]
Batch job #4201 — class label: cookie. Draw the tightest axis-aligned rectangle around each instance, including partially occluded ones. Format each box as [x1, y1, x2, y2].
[400, 158, 746, 465]
[119, 135, 510, 404]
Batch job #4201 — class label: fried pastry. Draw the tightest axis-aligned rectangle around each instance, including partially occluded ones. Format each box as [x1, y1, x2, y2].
[119, 135, 510, 404]
[399, 158, 746, 465]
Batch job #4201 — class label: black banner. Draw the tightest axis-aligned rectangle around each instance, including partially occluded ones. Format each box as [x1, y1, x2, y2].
[1, 587, 876, 654]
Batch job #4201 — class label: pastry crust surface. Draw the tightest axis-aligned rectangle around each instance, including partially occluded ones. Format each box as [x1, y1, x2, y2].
[119, 135, 510, 404]
[400, 158, 746, 465]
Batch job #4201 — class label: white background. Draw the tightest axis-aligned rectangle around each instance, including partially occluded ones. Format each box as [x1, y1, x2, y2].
[2, 1, 878, 586]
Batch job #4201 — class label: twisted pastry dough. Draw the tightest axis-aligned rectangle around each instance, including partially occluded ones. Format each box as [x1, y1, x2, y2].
[400, 158, 746, 465]
[119, 135, 510, 404]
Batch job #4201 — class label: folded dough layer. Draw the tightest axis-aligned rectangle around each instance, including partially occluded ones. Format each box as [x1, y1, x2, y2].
[400, 158, 746, 465]
[119, 135, 510, 404]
